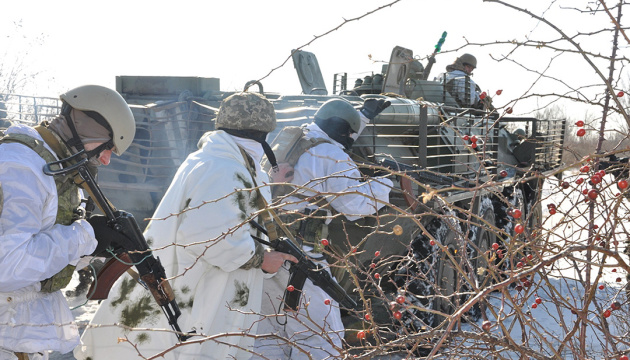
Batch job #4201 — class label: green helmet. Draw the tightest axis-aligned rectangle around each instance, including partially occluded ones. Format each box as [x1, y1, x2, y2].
[455, 53, 477, 70]
[314, 98, 361, 133]
[216, 92, 276, 133]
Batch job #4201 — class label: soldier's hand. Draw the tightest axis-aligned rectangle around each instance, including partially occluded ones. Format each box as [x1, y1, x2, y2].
[360, 98, 391, 120]
[261, 250, 298, 274]
[269, 162, 294, 183]
[87, 215, 134, 256]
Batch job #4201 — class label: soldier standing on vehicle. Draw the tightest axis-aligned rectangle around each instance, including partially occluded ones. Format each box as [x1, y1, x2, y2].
[0, 85, 136, 360]
[253, 98, 392, 359]
[438, 53, 491, 109]
[75, 92, 297, 360]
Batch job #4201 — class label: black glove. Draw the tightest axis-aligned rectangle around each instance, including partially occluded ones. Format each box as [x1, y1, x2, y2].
[87, 214, 134, 256]
[360, 99, 391, 120]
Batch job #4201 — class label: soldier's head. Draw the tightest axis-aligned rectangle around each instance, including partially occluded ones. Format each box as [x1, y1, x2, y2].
[216, 92, 278, 167]
[449, 53, 477, 75]
[54, 85, 136, 166]
[314, 98, 361, 150]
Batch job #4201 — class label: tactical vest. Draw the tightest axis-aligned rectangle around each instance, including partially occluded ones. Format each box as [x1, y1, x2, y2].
[0, 128, 82, 292]
[264, 126, 332, 199]
[262, 126, 335, 253]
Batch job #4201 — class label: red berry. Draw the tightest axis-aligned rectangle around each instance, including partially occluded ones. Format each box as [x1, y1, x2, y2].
[612, 301, 622, 311]
[492, 243, 499, 251]
[374, 250, 380, 257]
[517, 261, 524, 269]
[357, 331, 366, 340]
[463, 135, 470, 141]
[370, 263, 376, 269]
[396, 295, 406, 304]
[618, 180, 628, 189]
[532, 303, 538, 309]
[580, 165, 590, 173]
[351, 247, 357, 253]
[506, 107, 513, 114]
[549, 208, 557, 215]
[603, 309, 611, 318]
[393, 311, 403, 320]
[547, 203, 556, 209]
[321, 239, 329, 247]
[575, 120, 585, 127]
[471, 135, 478, 143]
[561, 181, 570, 189]
[613, 268, 617, 272]
[593, 224, 599, 229]
[588, 189, 599, 200]
[482, 320, 492, 331]
[512, 209, 522, 219]
[514, 224, 524, 234]
[591, 175, 602, 184]
[617, 91, 625, 97]
[287, 285, 295, 292]
[597, 170, 606, 177]
[496, 90, 503, 96]
[479, 92, 487, 100]
[374, 273, 380, 280]
[324, 299, 331, 305]
[617, 277, 622, 283]
[500, 170, 508, 177]
[576, 178, 584, 185]
[429, 240, 436, 246]
[598, 284, 605, 290]
[577, 128, 586, 137]
[535, 297, 542, 304]
[620, 355, 629, 360]
[582, 189, 589, 195]
[364, 313, 371, 321]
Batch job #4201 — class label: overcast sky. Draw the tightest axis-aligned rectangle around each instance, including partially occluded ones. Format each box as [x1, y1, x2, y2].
[2, 0, 626, 119]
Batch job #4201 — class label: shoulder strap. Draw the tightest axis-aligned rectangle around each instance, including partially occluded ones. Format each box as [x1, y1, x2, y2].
[237, 147, 297, 243]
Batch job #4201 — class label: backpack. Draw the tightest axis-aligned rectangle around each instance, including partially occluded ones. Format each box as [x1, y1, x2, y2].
[262, 125, 331, 198]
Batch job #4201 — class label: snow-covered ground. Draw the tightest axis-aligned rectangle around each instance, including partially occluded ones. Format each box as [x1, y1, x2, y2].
[51, 172, 629, 359]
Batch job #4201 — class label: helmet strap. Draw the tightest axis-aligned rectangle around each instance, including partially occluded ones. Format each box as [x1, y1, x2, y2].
[219, 128, 278, 171]
[61, 103, 85, 152]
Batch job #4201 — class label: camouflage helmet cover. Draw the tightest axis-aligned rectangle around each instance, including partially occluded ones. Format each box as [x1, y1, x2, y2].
[215, 92, 276, 133]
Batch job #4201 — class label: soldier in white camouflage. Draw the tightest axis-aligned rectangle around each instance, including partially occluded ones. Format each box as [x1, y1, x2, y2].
[76, 91, 297, 360]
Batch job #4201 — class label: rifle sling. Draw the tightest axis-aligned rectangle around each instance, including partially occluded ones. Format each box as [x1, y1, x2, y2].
[237, 147, 297, 244]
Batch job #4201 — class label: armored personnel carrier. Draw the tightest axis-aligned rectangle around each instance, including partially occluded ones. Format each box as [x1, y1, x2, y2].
[0, 45, 566, 335]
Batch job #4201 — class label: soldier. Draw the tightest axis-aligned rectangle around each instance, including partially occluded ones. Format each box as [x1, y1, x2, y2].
[254, 98, 392, 359]
[439, 53, 490, 109]
[76, 92, 296, 360]
[0, 85, 136, 360]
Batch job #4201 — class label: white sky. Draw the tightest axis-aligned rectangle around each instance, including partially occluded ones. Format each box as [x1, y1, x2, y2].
[2, 0, 627, 120]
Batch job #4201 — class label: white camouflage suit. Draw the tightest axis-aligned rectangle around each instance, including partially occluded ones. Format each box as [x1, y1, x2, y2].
[76, 130, 273, 360]
[0, 124, 98, 360]
[253, 122, 393, 359]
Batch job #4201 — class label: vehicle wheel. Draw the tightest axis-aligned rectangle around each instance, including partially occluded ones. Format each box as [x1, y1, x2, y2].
[393, 218, 442, 330]
[471, 199, 498, 290]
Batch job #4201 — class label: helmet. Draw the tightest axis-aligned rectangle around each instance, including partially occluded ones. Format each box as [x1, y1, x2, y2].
[216, 92, 276, 133]
[314, 98, 361, 133]
[456, 53, 477, 69]
[60, 85, 135, 156]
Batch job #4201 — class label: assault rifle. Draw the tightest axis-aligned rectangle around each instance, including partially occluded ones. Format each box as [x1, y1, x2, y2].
[249, 221, 357, 311]
[378, 158, 455, 186]
[43, 155, 190, 342]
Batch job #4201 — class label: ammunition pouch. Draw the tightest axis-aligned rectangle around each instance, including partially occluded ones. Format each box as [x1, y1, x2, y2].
[298, 209, 329, 254]
[40, 264, 76, 293]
